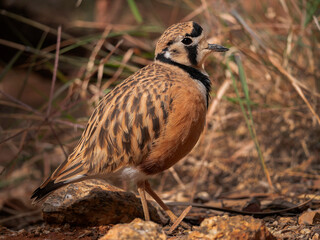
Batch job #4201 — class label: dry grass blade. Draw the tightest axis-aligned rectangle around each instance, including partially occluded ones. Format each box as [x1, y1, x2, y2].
[48, 124, 68, 158]
[0, 125, 28, 175]
[207, 79, 231, 118]
[0, 10, 52, 35]
[189, 138, 212, 202]
[231, 9, 267, 49]
[4, 130, 28, 175]
[79, 39, 123, 88]
[180, 4, 206, 22]
[102, 48, 134, 90]
[167, 205, 192, 234]
[200, 0, 210, 23]
[123, 34, 152, 52]
[0, 210, 41, 225]
[267, 50, 320, 125]
[46, 26, 61, 118]
[231, 8, 319, 97]
[0, 51, 22, 81]
[169, 168, 186, 190]
[70, 21, 133, 30]
[0, 100, 31, 111]
[80, 26, 112, 94]
[0, 90, 41, 115]
[53, 119, 85, 129]
[0, 9, 87, 48]
[0, 113, 43, 121]
[0, 128, 26, 146]
[313, 16, 320, 31]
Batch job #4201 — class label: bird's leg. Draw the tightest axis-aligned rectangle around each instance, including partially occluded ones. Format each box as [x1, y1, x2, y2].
[137, 180, 150, 221]
[144, 180, 177, 221]
[144, 180, 191, 229]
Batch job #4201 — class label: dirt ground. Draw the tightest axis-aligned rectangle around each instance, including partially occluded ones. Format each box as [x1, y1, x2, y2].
[1, 154, 319, 239]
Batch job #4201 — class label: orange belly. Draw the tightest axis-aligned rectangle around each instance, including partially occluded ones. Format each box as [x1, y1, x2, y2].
[138, 80, 207, 175]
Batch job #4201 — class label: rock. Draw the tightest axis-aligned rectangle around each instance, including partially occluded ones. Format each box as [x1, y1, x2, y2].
[42, 179, 162, 225]
[99, 218, 166, 240]
[298, 210, 320, 225]
[277, 216, 294, 227]
[188, 215, 276, 240]
[194, 191, 210, 203]
[242, 197, 261, 212]
[312, 233, 319, 240]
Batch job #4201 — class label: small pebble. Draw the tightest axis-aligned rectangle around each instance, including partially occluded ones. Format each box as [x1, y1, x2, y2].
[300, 228, 311, 235]
[17, 229, 26, 234]
[63, 223, 70, 230]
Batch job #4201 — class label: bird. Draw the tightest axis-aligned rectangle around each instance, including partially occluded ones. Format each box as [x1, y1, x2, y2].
[31, 21, 228, 225]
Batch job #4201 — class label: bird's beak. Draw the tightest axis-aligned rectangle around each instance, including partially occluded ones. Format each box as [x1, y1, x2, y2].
[207, 44, 229, 52]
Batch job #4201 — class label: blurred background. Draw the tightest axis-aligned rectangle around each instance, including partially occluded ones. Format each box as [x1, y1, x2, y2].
[0, 0, 319, 230]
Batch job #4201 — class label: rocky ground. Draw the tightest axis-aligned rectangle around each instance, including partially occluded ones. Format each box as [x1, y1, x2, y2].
[1, 179, 319, 239]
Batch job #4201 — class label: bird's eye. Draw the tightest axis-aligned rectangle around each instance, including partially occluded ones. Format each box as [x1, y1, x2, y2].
[181, 38, 193, 45]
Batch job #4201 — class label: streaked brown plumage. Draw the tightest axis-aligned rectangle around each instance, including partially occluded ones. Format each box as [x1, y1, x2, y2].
[32, 21, 228, 225]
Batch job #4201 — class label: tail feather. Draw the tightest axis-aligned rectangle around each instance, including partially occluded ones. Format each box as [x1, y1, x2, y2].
[31, 178, 66, 203]
[31, 158, 86, 203]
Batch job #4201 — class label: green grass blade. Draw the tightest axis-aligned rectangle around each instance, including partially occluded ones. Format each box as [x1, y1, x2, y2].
[18, 31, 48, 99]
[227, 54, 273, 189]
[127, 0, 143, 23]
[0, 50, 23, 81]
[304, 0, 320, 27]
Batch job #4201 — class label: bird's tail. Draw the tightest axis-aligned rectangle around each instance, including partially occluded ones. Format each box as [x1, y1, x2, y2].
[31, 158, 86, 203]
[31, 178, 67, 203]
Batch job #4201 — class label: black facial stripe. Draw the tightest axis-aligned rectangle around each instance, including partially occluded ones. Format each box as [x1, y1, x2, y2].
[167, 40, 174, 46]
[186, 22, 203, 38]
[156, 53, 211, 107]
[186, 45, 198, 66]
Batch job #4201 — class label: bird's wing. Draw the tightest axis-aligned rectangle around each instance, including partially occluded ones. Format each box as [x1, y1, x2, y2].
[31, 63, 175, 201]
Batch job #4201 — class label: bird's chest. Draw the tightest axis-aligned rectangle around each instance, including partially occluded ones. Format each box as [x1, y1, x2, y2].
[139, 78, 207, 175]
[193, 78, 209, 108]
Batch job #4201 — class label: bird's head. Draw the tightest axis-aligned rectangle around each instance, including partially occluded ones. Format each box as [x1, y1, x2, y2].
[155, 21, 228, 69]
